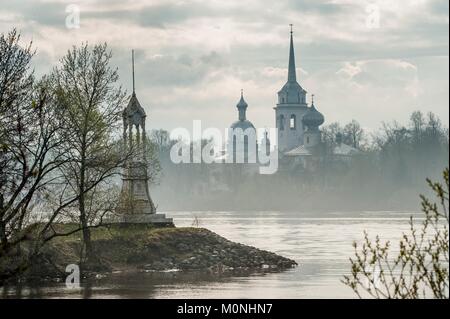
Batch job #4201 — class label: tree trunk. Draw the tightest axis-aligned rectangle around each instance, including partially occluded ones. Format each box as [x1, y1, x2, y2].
[79, 204, 93, 262]
[79, 150, 93, 262]
[0, 194, 7, 251]
[0, 220, 7, 252]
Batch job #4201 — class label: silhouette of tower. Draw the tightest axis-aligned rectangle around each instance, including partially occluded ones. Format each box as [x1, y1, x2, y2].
[275, 25, 309, 152]
[115, 50, 172, 225]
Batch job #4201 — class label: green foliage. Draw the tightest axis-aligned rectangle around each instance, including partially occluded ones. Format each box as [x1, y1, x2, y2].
[49, 43, 129, 260]
[0, 28, 62, 258]
[343, 168, 449, 299]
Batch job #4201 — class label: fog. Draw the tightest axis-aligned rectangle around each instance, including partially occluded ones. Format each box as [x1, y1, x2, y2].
[150, 110, 449, 212]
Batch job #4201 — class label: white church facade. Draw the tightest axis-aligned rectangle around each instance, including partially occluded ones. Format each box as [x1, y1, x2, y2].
[222, 26, 359, 165]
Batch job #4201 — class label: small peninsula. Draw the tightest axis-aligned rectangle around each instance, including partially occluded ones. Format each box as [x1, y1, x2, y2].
[6, 224, 297, 282]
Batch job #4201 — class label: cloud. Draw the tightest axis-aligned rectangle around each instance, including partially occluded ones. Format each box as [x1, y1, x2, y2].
[0, 0, 448, 132]
[133, 50, 228, 88]
[2, 0, 67, 27]
[305, 57, 448, 128]
[339, 60, 418, 89]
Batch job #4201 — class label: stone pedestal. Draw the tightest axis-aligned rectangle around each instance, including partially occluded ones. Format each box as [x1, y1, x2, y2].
[108, 212, 173, 226]
[114, 161, 173, 226]
[118, 161, 155, 213]
[115, 81, 172, 226]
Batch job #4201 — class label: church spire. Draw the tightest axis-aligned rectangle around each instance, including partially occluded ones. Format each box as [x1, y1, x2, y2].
[124, 49, 146, 118]
[132, 49, 136, 93]
[288, 24, 297, 83]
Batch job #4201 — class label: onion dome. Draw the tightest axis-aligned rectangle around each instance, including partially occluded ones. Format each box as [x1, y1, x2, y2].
[237, 92, 248, 109]
[230, 119, 255, 131]
[230, 90, 255, 131]
[302, 100, 324, 129]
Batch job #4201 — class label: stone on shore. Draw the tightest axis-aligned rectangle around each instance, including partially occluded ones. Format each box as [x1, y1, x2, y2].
[8, 224, 297, 281]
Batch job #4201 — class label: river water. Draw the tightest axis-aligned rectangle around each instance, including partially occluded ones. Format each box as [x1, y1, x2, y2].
[1, 210, 421, 299]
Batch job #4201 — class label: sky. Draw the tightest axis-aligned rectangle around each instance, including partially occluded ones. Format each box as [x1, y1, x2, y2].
[0, 0, 448, 134]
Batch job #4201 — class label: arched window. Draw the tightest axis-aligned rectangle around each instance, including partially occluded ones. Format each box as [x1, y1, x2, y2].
[282, 97, 285, 103]
[279, 115, 285, 131]
[290, 114, 296, 130]
[244, 135, 249, 163]
[233, 135, 237, 163]
[306, 136, 310, 144]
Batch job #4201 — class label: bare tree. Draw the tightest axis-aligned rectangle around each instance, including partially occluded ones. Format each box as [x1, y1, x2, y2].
[321, 122, 342, 147]
[410, 111, 425, 145]
[151, 129, 171, 152]
[0, 30, 65, 254]
[144, 135, 162, 186]
[51, 43, 128, 262]
[343, 168, 449, 299]
[343, 119, 365, 149]
[0, 30, 89, 281]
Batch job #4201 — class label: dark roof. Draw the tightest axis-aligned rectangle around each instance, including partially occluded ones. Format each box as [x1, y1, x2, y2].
[302, 104, 324, 127]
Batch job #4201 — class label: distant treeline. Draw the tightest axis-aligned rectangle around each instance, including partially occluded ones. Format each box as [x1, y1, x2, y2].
[150, 112, 449, 212]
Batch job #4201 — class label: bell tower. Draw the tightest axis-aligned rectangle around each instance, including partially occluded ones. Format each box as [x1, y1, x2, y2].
[275, 25, 309, 153]
[115, 50, 173, 225]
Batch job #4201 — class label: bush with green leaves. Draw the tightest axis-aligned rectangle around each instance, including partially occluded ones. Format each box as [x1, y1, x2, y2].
[343, 168, 449, 299]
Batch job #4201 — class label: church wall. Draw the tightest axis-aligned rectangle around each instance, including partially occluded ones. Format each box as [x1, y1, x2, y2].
[276, 106, 308, 152]
[304, 130, 321, 147]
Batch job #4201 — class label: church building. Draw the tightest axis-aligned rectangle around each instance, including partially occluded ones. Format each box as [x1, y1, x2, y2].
[227, 90, 258, 164]
[275, 25, 325, 154]
[222, 26, 359, 170]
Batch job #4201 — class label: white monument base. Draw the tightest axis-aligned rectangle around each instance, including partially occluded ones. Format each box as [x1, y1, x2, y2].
[107, 213, 174, 226]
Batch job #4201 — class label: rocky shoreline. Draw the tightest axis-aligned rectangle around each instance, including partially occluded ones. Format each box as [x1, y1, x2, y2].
[13, 225, 297, 282]
[135, 229, 296, 272]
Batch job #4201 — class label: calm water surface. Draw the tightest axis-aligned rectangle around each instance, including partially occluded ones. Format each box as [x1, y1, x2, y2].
[2, 210, 420, 299]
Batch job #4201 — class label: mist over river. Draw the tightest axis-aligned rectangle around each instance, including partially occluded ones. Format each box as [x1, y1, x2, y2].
[1, 210, 421, 299]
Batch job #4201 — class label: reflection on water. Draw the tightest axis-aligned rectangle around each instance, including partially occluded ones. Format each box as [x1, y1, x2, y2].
[1, 211, 419, 299]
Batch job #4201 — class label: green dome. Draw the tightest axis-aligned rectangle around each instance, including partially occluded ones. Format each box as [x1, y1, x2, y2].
[302, 104, 324, 128]
[230, 119, 255, 131]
